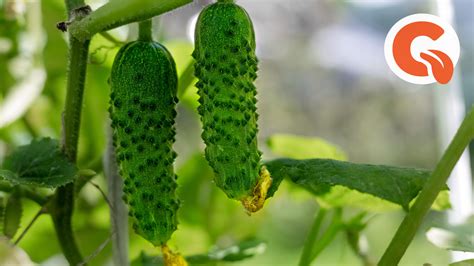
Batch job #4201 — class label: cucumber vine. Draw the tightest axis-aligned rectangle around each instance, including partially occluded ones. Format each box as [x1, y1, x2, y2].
[0, 0, 472, 265]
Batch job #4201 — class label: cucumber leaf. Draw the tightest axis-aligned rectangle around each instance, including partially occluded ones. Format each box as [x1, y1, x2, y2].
[0, 138, 78, 188]
[265, 158, 431, 210]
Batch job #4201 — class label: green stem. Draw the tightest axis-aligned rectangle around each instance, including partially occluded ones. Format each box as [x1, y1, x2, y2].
[68, 0, 192, 41]
[138, 20, 153, 41]
[62, 37, 90, 161]
[379, 105, 474, 265]
[309, 209, 342, 262]
[51, 184, 83, 265]
[50, 2, 91, 264]
[299, 208, 327, 266]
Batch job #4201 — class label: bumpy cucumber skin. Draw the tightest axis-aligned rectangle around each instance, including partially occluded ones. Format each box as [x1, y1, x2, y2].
[109, 41, 179, 246]
[193, 2, 261, 201]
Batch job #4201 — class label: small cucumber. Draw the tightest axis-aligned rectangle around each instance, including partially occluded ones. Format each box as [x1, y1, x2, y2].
[193, 1, 271, 212]
[109, 39, 179, 246]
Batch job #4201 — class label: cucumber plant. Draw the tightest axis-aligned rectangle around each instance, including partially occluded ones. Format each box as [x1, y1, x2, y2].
[0, 0, 472, 266]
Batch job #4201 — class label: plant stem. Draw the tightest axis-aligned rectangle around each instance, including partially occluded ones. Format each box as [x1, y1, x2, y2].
[299, 208, 327, 266]
[62, 37, 90, 162]
[379, 105, 474, 265]
[68, 0, 192, 41]
[309, 209, 342, 262]
[52, 184, 83, 265]
[50, 1, 91, 264]
[138, 20, 153, 41]
[14, 206, 46, 245]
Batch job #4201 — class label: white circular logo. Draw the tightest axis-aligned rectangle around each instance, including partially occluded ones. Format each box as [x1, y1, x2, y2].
[384, 13, 460, 85]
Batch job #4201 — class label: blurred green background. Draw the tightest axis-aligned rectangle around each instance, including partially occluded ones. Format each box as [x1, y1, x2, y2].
[0, 0, 473, 265]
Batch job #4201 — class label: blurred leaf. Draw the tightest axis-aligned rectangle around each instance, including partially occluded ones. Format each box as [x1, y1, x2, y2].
[177, 60, 195, 99]
[450, 259, 474, 266]
[0, 170, 16, 183]
[1, 138, 78, 188]
[132, 239, 266, 266]
[4, 191, 22, 239]
[424, 190, 451, 211]
[267, 134, 347, 160]
[204, 238, 266, 262]
[164, 41, 194, 76]
[317, 185, 399, 211]
[426, 216, 474, 252]
[131, 252, 164, 266]
[265, 158, 433, 210]
[164, 40, 198, 111]
[317, 185, 450, 212]
[176, 153, 214, 226]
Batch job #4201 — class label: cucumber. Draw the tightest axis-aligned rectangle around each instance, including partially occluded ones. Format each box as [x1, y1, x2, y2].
[193, 1, 271, 212]
[109, 39, 179, 246]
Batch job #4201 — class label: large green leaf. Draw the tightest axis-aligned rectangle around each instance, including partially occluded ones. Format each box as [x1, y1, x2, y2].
[267, 134, 347, 160]
[426, 216, 474, 252]
[265, 158, 432, 210]
[0, 138, 78, 188]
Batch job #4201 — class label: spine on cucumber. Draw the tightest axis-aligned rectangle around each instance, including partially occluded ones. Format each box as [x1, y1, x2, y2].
[109, 40, 179, 246]
[193, 1, 271, 212]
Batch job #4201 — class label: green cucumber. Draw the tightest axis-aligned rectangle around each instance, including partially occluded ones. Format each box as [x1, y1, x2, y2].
[109, 39, 179, 246]
[193, 1, 271, 212]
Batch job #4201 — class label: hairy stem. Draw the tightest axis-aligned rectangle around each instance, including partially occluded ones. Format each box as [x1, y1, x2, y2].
[379, 105, 474, 265]
[299, 208, 327, 266]
[62, 38, 90, 161]
[68, 0, 192, 41]
[52, 184, 83, 265]
[51, 1, 91, 264]
[138, 20, 153, 41]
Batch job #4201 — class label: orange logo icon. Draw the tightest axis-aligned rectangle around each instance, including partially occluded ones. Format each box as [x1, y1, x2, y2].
[385, 14, 460, 85]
